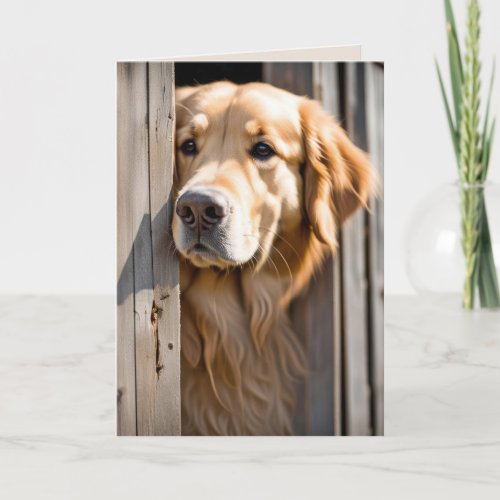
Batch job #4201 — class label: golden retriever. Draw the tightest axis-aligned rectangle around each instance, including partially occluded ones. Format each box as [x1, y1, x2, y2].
[173, 81, 374, 435]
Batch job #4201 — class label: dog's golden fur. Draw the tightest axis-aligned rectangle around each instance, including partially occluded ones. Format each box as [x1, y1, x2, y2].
[173, 81, 374, 435]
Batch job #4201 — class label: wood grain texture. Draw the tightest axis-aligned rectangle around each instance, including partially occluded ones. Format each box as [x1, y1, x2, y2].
[117, 63, 141, 436]
[117, 62, 180, 436]
[365, 63, 384, 436]
[342, 63, 372, 436]
[148, 62, 181, 435]
[119, 63, 156, 436]
[290, 259, 336, 435]
[262, 63, 313, 97]
[132, 63, 159, 436]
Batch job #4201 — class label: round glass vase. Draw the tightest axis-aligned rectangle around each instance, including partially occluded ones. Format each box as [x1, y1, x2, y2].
[405, 181, 500, 310]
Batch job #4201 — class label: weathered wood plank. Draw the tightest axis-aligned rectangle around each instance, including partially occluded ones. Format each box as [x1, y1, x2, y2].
[117, 62, 180, 436]
[117, 63, 139, 436]
[365, 63, 384, 436]
[332, 241, 343, 435]
[313, 62, 344, 436]
[313, 63, 341, 116]
[119, 63, 156, 437]
[262, 63, 313, 97]
[342, 63, 372, 436]
[148, 62, 181, 435]
[300, 263, 335, 436]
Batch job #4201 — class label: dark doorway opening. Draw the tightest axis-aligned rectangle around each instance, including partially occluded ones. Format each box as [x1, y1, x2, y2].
[174, 62, 263, 86]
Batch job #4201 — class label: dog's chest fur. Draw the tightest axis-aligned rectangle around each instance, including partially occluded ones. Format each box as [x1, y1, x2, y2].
[179, 264, 306, 435]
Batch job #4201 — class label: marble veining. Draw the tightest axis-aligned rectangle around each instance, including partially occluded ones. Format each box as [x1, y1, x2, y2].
[1, 295, 499, 498]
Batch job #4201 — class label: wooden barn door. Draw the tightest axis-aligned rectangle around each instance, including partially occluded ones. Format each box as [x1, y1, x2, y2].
[263, 62, 384, 436]
[117, 62, 181, 436]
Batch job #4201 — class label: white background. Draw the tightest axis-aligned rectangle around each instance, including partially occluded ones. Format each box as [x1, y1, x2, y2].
[1, 0, 499, 295]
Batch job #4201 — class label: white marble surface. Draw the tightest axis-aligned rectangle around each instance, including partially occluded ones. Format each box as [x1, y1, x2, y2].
[1, 295, 499, 499]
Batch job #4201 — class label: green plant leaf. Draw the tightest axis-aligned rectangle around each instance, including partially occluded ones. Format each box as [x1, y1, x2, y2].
[480, 58, 495, 165]
[445, 0, 460, 41]
[448, 30, 464, 129]
[482, 117, 496, 179]
[435, 59, 459, 164]
[477, 203, 500, 308]
[445, 0, 464, 127]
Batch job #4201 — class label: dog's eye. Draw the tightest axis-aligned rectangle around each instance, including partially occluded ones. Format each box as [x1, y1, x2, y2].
[180, 139, 198, 156]
[250, 142, 275, 160]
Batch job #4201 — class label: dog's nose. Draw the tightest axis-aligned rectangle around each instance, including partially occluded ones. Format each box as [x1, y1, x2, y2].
[176, 189, 230, 231]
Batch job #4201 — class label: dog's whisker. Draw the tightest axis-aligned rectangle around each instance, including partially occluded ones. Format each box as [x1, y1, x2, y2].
[250, 254, 258, 272]
[269, 243, 294, 290]
[257, 226, 302, 263]
[255, 242, 280, 282]
[242, 235, 290, 284]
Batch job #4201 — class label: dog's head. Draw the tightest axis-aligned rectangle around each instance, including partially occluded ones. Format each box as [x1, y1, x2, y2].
[173, 81, 373, 270]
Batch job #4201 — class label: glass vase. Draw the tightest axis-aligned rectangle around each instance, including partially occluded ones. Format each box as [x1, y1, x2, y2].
[406, 181, 500, 310]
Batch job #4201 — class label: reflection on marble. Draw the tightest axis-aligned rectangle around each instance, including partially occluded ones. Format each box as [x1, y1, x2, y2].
[1, 295, 499, 498]
[386, 294, 500, 438]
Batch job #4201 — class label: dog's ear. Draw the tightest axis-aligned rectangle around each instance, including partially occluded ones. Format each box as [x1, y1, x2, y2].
[300, 98, 374, 249]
